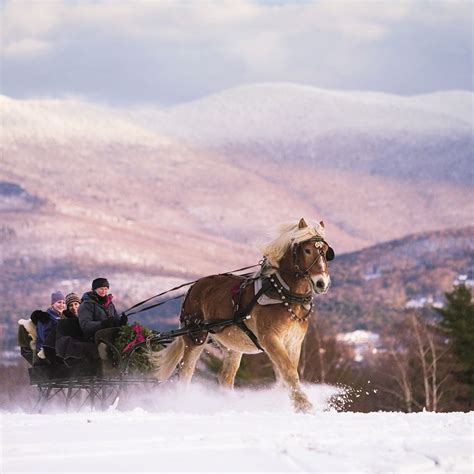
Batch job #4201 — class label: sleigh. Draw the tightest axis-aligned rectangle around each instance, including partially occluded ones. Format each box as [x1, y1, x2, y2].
[20, 308, 254, 412]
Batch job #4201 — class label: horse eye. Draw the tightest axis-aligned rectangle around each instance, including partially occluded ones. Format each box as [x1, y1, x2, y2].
[304, 248, 311, 254]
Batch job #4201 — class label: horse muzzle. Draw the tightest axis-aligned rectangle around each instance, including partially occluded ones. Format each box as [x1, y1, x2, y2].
[311, 274, 331, 294]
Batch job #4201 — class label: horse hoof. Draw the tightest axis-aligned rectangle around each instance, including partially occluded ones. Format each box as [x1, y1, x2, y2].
[292, 392, 314, 414]
[294, 400, 314, 414]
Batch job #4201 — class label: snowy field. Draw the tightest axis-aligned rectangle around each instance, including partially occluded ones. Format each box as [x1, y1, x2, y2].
[1, 384, 472, 473]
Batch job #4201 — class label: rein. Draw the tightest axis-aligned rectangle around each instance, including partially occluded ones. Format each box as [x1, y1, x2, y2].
[123, 263, 261, 317]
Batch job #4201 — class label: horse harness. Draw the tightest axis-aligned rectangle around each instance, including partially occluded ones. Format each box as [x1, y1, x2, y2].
[182, 238, 335, 353]
[230, 237, 334, 352]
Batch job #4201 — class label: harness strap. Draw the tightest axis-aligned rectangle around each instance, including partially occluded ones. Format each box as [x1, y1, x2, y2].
[269, 274, 312, 305]
[234, 320, 265, 352]
[233, 278, 272, 352]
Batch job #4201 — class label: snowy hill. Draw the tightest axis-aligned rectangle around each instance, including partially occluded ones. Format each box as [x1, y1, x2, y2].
[0, 95, 170, 147]
[133, 83, 473, 185]
[139, 83, 472, 142]
[1, 384, 472, 473]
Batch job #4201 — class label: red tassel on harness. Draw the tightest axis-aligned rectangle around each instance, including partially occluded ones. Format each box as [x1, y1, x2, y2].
[231, 282, 242, 305]
[122, 324, 146, 353]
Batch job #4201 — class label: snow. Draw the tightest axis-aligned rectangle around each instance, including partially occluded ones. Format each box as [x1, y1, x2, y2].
[1, 383, 472, 473]
[0, 95, 170, 147]
[2, 84, 472, 149]
[128, 83, 473, 146]
[336, 331, 381, 362]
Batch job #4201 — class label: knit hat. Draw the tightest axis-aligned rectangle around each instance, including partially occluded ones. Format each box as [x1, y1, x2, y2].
[65, 292, 81, 307]
[92, 277, 109, 290]
[51, 290, 65, 305]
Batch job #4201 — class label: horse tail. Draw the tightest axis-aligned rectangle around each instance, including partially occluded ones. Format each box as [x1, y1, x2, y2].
[151, 337, 185, 381]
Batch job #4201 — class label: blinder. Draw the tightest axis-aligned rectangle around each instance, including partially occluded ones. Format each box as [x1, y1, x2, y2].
[306, 237, 335, 262]
[326, 246, 335, 261]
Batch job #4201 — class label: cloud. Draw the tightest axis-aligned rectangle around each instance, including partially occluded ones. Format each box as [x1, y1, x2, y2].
[1, 0, 471, 104]
[3, 38, 51, 57]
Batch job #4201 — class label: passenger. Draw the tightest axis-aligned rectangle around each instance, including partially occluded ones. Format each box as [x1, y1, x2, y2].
[78, 277, 127, 340]
[35, 291, 66, 361]
[64, 292, 81, 318]
[78, 278, 127, 373]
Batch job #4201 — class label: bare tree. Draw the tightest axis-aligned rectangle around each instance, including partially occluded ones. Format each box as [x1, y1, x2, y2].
[376, 312, 457, 412]
[299, 320, 353, 385]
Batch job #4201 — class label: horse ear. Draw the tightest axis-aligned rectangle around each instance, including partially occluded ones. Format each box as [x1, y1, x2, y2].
[298, 218, 308, 229]
[319, 220, 325, 228]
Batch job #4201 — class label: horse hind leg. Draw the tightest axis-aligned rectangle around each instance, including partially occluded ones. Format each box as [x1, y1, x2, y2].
[218, 349, 242, 390]
[178, 336, 208, 385]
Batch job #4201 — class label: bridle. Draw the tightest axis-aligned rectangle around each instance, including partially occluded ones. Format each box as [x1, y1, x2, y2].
[292, 236, 335, 279]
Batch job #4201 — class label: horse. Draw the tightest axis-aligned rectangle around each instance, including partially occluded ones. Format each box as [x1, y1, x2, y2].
[151, 218, 334, 413]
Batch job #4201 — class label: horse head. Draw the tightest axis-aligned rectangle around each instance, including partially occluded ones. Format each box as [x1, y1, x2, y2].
[264, 218, 335, 295]
[293, 218, 334, 294]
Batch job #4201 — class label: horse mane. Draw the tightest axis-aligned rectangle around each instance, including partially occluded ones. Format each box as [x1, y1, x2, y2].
[259, 220, 325, 274]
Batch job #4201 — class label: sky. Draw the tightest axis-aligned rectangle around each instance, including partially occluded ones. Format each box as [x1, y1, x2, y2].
[0, 0, 472, 106]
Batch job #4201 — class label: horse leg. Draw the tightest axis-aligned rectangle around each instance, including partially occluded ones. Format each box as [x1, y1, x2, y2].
[178, 337, 207, 385]
[286, 342, 303, 379]
[218, 350, 242, 389]
[261, 334, 313, 413]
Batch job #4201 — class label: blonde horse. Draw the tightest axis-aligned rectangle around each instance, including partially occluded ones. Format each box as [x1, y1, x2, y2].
[152, 218, 334, 413]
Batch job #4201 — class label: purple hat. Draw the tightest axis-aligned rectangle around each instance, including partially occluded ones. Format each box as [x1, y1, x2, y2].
[51, 290, 65, 305]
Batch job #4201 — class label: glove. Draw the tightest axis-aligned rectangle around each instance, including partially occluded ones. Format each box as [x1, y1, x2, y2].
[119, 313, 128, 326]
[30, 310, 50, 325]
[100, 318, 115, 329]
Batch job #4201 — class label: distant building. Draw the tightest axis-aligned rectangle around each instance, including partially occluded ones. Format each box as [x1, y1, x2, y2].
[336, 330, 380, 362]
[405, 295, 443, 309]
[454, 273, 474, 288]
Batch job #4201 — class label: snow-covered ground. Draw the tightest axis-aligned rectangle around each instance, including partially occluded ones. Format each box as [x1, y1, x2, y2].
[1, 384, 472, 473]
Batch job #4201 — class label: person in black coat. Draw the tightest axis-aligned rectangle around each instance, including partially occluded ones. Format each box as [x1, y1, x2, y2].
[78, 278, 127, 340]
[78, 278, 127, 372]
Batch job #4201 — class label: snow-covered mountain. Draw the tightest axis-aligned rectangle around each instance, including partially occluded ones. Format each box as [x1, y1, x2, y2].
[1, 85, 473, 321]
[0, 95, 170, 147]
[136, 83, 472, 142]
[129, 83, 473, 185]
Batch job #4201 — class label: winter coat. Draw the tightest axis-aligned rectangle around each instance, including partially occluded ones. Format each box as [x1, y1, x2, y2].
[78, 291, 119, 340]
[55, 317, 99, 363]
[36, 308, 62, 352]
[63, 309, 77, 319]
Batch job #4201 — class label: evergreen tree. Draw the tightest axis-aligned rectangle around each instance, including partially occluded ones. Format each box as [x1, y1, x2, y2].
[434, 284, 474, 408]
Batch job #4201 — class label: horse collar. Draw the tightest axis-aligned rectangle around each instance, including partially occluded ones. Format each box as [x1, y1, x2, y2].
[267, 273, 313, 322]
[267, 273, 313, 305]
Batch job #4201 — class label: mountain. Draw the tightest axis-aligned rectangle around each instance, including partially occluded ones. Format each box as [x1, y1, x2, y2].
[0, 85, 472, 348]
[319, 226, 474, 333]
[131, 84, 473, 185]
